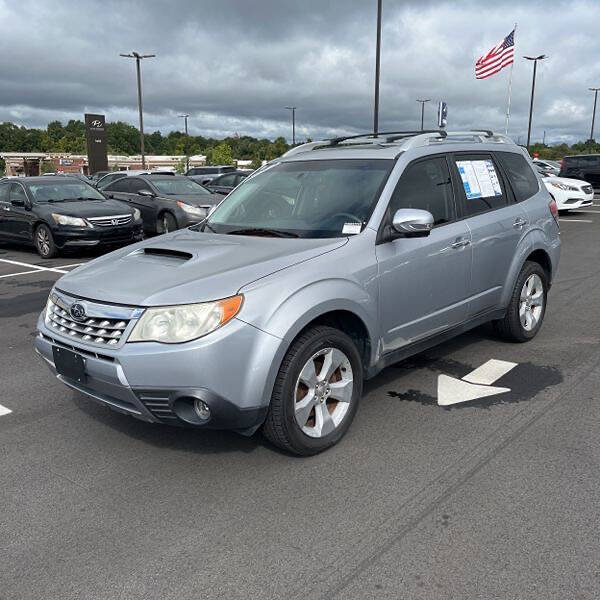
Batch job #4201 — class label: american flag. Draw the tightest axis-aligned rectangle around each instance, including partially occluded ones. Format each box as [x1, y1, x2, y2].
[475, 29, 515, 79]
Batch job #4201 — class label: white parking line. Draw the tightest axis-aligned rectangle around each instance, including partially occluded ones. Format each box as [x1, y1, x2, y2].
[0, 258, 80, 274]
[559, 219, 593, 223]
[0, 404, 12, 417]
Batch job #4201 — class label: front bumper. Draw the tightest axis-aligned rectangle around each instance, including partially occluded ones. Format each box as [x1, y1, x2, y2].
[52, 223, 144, 249]
[556, 194, 593, 210]
[35, 306, 283, 432]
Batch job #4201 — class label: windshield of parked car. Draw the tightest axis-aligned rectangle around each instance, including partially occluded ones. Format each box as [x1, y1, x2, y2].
[28, 181, 106, 203]
[202, 159, 393, 238]
[152, 178, 211, 195]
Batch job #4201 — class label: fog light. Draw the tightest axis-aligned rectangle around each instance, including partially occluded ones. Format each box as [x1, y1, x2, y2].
[194, 399, 211, 421]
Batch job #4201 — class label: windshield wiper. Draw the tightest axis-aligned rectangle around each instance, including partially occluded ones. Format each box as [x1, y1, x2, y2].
[65, 196, 102, 202]
[226, 228, 300, 238]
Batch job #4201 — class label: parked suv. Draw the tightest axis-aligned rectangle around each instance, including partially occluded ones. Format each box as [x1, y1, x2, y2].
[559, 154, 600, 187]
[0, 176, 143, 258]
[35, 130, 560, 454]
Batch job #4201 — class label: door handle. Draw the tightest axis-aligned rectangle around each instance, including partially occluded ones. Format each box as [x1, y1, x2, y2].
[513, 217, 528, 228]
[451, 239, 470, 249]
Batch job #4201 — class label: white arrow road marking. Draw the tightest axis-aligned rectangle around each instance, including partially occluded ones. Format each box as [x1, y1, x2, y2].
[462, 359, 518, 385]
[437, 359, 517, 406]
[0, 404, 12, 417]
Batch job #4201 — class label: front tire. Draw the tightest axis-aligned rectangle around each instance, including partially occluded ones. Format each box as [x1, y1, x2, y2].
[158, 212, 177, 234]
[262, 326, 363, 456]
[35, 224, 58, 258]
[493, 261, 548, 342]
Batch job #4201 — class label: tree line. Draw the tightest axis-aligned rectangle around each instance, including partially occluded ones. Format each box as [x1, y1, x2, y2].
[0, 120, 292, 170]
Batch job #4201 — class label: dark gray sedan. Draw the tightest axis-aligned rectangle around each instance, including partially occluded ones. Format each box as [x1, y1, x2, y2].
[102, 175, 222, 234]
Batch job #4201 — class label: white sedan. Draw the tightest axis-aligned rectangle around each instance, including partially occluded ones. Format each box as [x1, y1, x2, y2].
[539, 174, 594, 212]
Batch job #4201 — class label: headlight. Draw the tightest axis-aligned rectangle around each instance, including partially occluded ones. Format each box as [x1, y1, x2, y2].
[128, 295, 243, 343]
[51, 213, 91, 227]
[132, 208, 141, 220]
[177, 201, 208, 218]
[550, 182, 578, 192]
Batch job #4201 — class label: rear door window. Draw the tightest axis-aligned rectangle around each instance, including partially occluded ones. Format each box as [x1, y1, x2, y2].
[452, 154, 506, 217]
[129, 178, 152, 194]
[495, 152, 539, 202]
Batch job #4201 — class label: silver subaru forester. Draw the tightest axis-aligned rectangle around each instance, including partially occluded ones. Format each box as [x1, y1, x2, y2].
[35, 130, 561, 455]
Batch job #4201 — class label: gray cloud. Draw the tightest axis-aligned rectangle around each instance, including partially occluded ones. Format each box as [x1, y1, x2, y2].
[0, 0, 599, 144]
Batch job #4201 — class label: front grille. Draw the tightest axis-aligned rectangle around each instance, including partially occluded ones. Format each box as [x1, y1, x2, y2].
[135, 390, 179, 423]
[46, 298, 130, 345]
[88, 214, 132, 227]
[582, 185, 593, 194]
[40, 332, 114, 362]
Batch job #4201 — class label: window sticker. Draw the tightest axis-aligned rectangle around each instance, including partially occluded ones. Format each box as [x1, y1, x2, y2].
[342, 223, 362, 235]
[456, 160, 502, 199]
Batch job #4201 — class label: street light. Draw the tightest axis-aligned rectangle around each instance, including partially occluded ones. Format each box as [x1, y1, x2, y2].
[120, 51, 156, 169]
[523, 54, 547, 150]
[416, 99, 430, 131]
[179, 114, 190, 172]
[373, 0, 383, 137]
[285, 106, 296, 145]
[588, 87, 600, 144]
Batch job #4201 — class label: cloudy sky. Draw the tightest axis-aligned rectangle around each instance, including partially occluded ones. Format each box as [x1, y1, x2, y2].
[1, 0, 599, 144]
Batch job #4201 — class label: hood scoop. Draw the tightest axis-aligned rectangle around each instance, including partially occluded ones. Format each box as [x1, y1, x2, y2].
[137, 247, 193, 262]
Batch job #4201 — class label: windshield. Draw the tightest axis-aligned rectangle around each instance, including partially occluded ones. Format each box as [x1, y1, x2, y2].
[28, 181, 106, 203]
[152, 178, 210, 195]
[204, 159, 393, 238]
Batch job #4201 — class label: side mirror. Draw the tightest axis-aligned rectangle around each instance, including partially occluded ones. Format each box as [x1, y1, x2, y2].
[391, 208, 434, 237]
[138, 189, 154, 197]
[11, 198, 25, 207]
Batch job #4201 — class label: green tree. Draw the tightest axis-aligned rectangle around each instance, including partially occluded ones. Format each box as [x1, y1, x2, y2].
[40, 160, 55, 174]
[250, 156, 263, 170]
[210, 143, 234, 165]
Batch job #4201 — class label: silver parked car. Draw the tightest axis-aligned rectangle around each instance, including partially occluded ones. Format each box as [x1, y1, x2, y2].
[35, 130, 561, 455]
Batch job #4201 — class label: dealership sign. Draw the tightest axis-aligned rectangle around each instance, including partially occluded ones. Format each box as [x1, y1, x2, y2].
[84, 113, 108, 175]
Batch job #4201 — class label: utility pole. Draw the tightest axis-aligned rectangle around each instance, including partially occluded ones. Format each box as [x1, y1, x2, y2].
[120, 51, 156, 169]
[179, 114, 189, 172]
[524, 54, 547, 150]
[542, 130, 546, 145]
[373, 0, 382, 136]
[284, 106, 296, 145]
[589, 87, 600, 144]
[416, 99, 430, 131]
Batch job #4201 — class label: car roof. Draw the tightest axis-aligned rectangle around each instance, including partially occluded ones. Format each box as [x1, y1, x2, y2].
[12, 176, 91, 184]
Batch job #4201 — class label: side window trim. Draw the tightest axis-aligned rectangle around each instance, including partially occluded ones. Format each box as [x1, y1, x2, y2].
[376, 153, 458, 244]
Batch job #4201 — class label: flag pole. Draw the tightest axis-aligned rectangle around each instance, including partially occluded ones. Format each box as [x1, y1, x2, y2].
[504, 23, 517, 135]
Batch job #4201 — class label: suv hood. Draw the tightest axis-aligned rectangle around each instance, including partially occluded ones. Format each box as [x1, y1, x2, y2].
[56, 228, 347, 306]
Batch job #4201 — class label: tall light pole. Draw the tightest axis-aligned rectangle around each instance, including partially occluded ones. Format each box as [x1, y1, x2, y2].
[120, 51, 155, 169]
[373, 0, 382, 137]
[589, 87, 600, 144]
[179, 114, 189, 172]
[524, 54, 547, 150]
[285, 106, 296, 145]
[416, 99, 430, 131]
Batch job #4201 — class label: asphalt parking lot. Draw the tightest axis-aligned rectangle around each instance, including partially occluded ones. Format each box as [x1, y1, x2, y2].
[2, 204, 600, 600]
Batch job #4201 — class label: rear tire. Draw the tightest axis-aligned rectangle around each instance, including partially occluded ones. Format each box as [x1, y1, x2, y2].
[158, 212, 177, 234]
[493, 261, 548, 342]
[34, 224, 58, 259]
[262, 326, 363, 456]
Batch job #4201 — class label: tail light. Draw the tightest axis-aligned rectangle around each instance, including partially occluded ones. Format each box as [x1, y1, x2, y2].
[560, 159, 565, 171]
[549, 198, 559, 226]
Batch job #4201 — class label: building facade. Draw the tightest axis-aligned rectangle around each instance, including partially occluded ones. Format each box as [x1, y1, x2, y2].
[1, 153, 208, 176]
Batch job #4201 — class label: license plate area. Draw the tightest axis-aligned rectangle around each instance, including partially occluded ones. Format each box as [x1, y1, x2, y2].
[53, 346, 86, 383]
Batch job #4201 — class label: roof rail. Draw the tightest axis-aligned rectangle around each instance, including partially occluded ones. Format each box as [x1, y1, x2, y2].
[279, 129, 514, 159]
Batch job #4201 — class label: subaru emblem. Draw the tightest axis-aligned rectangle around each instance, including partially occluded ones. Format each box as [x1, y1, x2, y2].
[70, 303, 86, 321]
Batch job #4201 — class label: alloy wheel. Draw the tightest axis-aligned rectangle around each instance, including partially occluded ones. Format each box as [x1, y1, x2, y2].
[294, 347, 354, 438]
[37, 228, 50, 257]
[519, 273, 544, 331]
